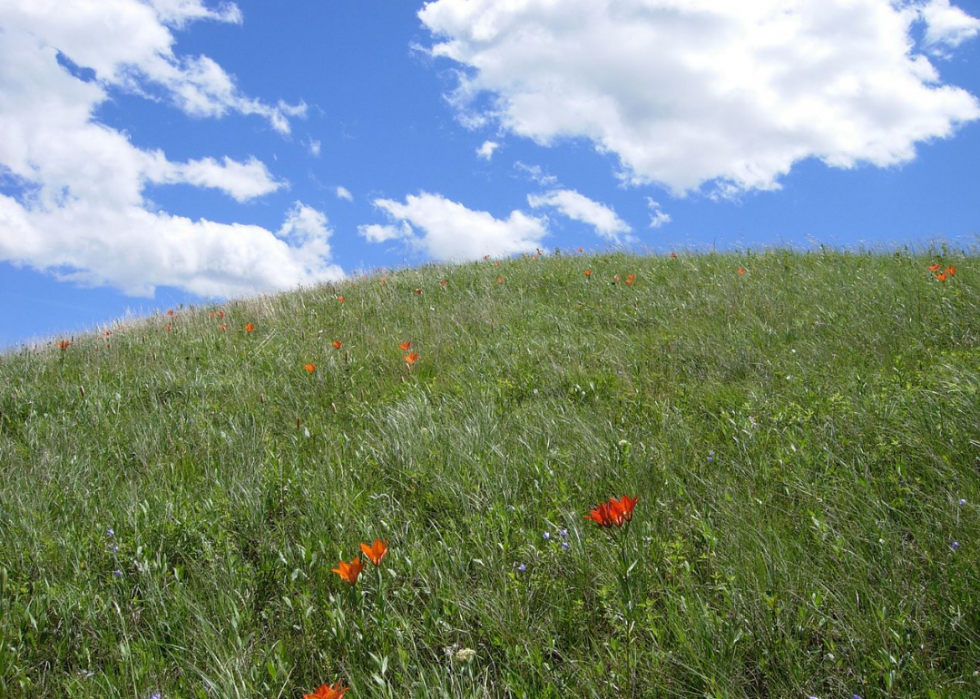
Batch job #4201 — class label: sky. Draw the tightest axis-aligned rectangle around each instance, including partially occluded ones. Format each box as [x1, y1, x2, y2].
[2, 0, 980, 349]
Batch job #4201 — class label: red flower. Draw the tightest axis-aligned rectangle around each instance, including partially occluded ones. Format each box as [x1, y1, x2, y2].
[360, 539, 389, 567]
[167, 310, 174, 316]
[244, 323, 255, 333]
[166, 324, 172, 333]
[670, 252, 677, 259]
[937, 272, 947, 283]
[337, 296, 345, 303]
[304, 682, 349, 699]
[737, 267, 747, 275]
[404, 351, 419, 365]
[440, 278, 448, 287]
[497, 277, 504, 284]
[625, 274, 636, 286]
[332, 557, 365, 585]
[929, 263, 941, 272]
[219, 323, 227, 331]
[399, 341, 412, 351]
[584, 495, 638, 528]
[380, 277, 388, 285]
[57, 339, 71, 350]
[217, 310, 225, 318]
[333, 340, 343, 349]
[415, 288, 423, 295]
[584, 269, 593, 277]
[304, 364, 316, 374]
[947, 265, 957, 276]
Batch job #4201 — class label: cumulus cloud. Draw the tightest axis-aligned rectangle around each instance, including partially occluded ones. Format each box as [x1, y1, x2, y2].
[420, 0, 980, 196]
[921, 0, 980, 51]
[335, 186, 354, 202]
[362, 192, 548, 260]
[476, 140, 499, 160]
[0, 0, 339, 298]
[646, 198, 672, 229]
[527, 189, 632, 242]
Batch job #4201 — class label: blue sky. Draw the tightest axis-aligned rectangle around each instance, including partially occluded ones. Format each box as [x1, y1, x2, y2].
[2, 0, 980, 349]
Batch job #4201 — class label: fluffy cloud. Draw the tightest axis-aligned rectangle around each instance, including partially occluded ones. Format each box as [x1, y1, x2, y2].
[921, 0, 980, 51]
[361, 192, 548, 260]
[476, 140, 499, 160]
[0, 0, 339, 298]
[335, 186, 354, 202]
[646, 199, 672, 229]
[420, 0, 980, 195]
[527, 189, 632, 241]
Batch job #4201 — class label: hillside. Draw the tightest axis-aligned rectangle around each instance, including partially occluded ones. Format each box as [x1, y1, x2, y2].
[1, 250, 979, 698]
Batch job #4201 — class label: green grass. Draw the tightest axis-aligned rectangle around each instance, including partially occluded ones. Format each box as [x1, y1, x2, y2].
[2, 250, 980, 698]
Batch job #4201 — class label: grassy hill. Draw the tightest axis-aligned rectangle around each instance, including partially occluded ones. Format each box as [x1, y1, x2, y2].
[1, 250, 979, 698]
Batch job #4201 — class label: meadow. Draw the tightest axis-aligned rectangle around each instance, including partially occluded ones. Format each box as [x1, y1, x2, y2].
[1, 250, 979, 698]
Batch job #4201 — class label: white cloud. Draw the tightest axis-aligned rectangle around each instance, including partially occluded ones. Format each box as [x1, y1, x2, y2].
[335, 186, 353, 202]
[308, 139, 322, 157]
[514, 161, 558, 186]
[527, 189, 632, 241]
[364, 192, 548, 260]
[0, 0, 340, 298]
[157, 156, 283, 202]
[646, 198, 672, 229]
[476, 140, 499, 160]
[921, 0, 980, 52]
[420, 0, 980, 196]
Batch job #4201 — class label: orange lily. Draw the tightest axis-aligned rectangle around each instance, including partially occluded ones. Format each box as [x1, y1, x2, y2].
[167, 309, 174, 316]
[584, 269, 593, 277]
[737, 267, 746, 275]
[333, 340, 343, 349]
[937, 272, 947, 283]
[57, 339, 71, 350]
[244, 323, 255, 333]
[304, 364, 316, 373]
[304, 682, 349, 699]
[947, 265, 957, 276]
[440, 278, 448, 287]
[360, 539, 389, 567]
[217, 310, 225, 318]
[625, 273, 636, 286]
[670, 252, 677, 259]
[585, 495, 638, 528]
[404, 352, 419, 365]
[219, 323, 227, 331]
[332, 557, 365, 585]
[929, 263, 941, 272]
[337, 296, 345, 303]
[399, 341, 412, 351]
[497, 277, 504, 284]
[166, 324, 172, 333]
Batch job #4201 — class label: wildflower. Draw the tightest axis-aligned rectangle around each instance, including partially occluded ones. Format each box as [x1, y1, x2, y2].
[613, 274, 621, 282]
[947, 265, 957, 276]
[560, 528, 568, 538]
[670, 252, 677, 259]
[333, 340, 343, 349]
[165, 325, 172, 333]
[151, 693, 161, 699]
[454, 648, 477, 664]
[304, 364, 316, 374]
[360, 539, 389, 567]
[951, 541, 960, 550]
[113, 570, 122, 578]
[244, 323, 255, 333]
[111, 544, 119, 553]
[304, 682, 349, 699]
[585, 495, 638, 528]
[517, 563, 526, 573]
[217, 310, 225, 318]
[577, 247, 584, 252]
[737, 267, 746, 275]
[58, 340, 71, 350]
[584, 269, 593, 277]
[625, 274, 636, 286]
[404, 351, 419, 365]
[332, 557, 365, 585]
[414, 288, 423, 296]
[707, 450, 714, 462]
[937, 272, 947, 283]
[483, 254, 490, 261]
[959, 499, 967, 506]
[337, 296, 345, 303]
[209, 312, 215, 318]
[219, 323, 227, 331]
[400, 341, 412, 351]
[104, 330, 111, 337]
[495, 260, 501, 267]
[497, 277, 504, 284]
[543, 532, 551, 540]
[929, 263, 941, 272]
[380, 277, 388, 285]
[167, 310, 174, 316]
[107, 528, 115, 538]
[440, 278, 448, 287]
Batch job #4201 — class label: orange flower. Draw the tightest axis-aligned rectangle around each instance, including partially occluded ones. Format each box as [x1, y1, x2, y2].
[104, 330, 111, 337]
[404, 351, 419, 365]
[937, 272, 947, 283]
[304, 682, 349, 699]
[439, 278, 448, 287]
[337, 296, 345, 303]
[584, 495, 638, 528]
[947, 265, 957, 276]
[625, 274, 635, 286]
[360, 539, 389, 567]
[332, 557, 365, 585]
[333, 340, 343, 349]
[670, 252, 677, 259]
[495, 260, 501, 267]
[414, 288, 423, 295]
[219, 323, 227, 331]
[217, 310, 225, 318]
[304, 363, 316, 373]
[166, 324, 172, 333]
[209, 311, 215, 318]
[399, 341, 412, 351]
[57, 339, 71, 350]
[584, 269, 593, 277]
[497, 277, 504, 284]
[167, 309, 174, 316]
[737, 267, 747, 275]
[929, 263, 941, 272]
[380, 277, 388, 285]
[244, 323, 255, 333]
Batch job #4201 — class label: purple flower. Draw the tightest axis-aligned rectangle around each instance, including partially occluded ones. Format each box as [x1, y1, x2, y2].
[952, 541, 960, 550]
[517, 563, 526, 573]
[542, 532, 550, 540]
[559, 528, 568, 538]
[113, 570, 122, 578]
[106, 528, 114, 538]
[111, 544, 119, 553]
[959, 499, 967, 506]
[707, 450, 714, 462]
[561, 542, 569, 551]
[151, 694, 162, 699]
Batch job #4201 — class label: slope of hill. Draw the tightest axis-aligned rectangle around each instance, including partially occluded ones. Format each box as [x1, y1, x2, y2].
[1, 251, 979, 698]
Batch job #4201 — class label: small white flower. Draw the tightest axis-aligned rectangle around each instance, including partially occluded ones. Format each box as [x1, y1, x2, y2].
[454, 648, 477, 663]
